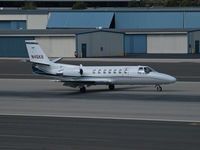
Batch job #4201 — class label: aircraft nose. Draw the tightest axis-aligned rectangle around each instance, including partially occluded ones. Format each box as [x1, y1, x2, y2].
[165, 75, 176, 83]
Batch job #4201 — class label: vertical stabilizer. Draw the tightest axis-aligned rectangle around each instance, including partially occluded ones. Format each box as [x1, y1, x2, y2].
[25, 40, 50, 65]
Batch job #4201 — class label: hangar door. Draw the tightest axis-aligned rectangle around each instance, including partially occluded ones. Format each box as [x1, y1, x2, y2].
[147, 34, 187, 54]
[35, 36, 75, 57]
[125, 35, 147, 53]
[0, 37, 34, 57]
[0, 21, 26, 30]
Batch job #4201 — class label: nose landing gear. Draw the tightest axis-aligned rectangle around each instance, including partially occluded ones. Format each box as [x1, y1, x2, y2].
[155, 85, 162, 92]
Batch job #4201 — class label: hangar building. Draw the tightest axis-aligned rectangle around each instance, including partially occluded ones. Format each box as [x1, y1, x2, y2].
[122, 29, 188, 54]
[0, 8, 200, 57]
[0, 29, 85, 57]
[0, 10, 48, 30]
[188, 30, 200, 54]
[76, 30, 124, 57]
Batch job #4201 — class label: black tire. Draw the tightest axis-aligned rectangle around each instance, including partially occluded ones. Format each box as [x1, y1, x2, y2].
[156, 86, 162, 92]
[109, 84, 115, 90]
[80, 87, 86, 93]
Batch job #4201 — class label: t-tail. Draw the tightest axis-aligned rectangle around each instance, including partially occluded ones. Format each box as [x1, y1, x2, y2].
[25, 40, 50, 65]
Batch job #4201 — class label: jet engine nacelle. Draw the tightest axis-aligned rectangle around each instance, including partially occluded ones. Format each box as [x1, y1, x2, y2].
[55, 64, 84, 76]
[62, 68, 84, 77]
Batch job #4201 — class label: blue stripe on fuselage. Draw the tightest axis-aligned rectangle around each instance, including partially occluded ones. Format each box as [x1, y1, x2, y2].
[32, 65, 54, 76]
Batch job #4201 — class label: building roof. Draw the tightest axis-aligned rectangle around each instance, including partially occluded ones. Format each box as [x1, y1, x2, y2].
[0, 10, 49, 14]
[0, 29, 91, 35]
[84, 7, 200, 12]
[3, 7, 200, 14]
[0, 28, 194, 36]
[76, 29, 124, 35]
[47, 12, 114, 29]
[0, 0, 132, 1]
[116, 28, 193, 33]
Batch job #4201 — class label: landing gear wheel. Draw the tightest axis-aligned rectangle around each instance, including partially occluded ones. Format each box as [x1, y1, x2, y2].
[80, 86, 86, 93]
[109, 84, 115, 90]
[156, 85, 162, 92]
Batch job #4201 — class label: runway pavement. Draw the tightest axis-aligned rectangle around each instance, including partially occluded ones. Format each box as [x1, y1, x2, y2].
[0, 79, 200, 122]
[0, 58, 200, 149]
[0, 115, 200, 150]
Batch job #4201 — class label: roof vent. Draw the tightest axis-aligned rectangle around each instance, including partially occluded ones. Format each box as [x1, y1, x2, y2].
[96, 26, 102, 30]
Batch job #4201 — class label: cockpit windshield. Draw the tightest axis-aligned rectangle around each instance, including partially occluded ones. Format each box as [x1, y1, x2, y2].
[138, 66, 156, 74]
[144, 67, 152, 73]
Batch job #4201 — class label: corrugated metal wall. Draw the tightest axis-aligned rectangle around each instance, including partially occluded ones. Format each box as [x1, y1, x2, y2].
[133, 35, 147, 53]
[147, 34, 187, 54]
[125, 35, 147, 54]
[0, 21, 26, 30]
[35, 36, 76, 57]
[115, 12, 183, 29]
[0, 37, 34, 57]
[185, 12, 200, 28]
[125, 35, 134, 53]
[188, 31, 200, 53]
[27, 15, 48, 29]
[0, 14, 48, 29]
[3, 11, 200, 30]
[115, 11, 200, 29]
[77, 31, 124, 57]
[47, 12, 114, 29]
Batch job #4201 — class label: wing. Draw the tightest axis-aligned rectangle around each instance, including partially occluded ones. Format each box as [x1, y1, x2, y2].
[57, 76, 112, 87]
[51, 57, 63, 63]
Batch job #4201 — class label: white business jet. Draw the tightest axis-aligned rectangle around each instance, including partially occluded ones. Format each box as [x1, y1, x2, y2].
[26, 40, 176, 92]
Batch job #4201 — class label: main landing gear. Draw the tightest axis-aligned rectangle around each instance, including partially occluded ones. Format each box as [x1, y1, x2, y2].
[108, 84, 115, 90]
[80, 86, 86, 93]
[155, 85, 162, 92]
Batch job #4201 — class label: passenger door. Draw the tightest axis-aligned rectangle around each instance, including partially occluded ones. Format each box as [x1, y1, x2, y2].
[81, 43, 87, 58]
[195, 40, 199, 54]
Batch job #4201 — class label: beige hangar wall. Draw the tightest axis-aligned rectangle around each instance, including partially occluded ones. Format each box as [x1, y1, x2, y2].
[27, 14, 49, 29]
[35, 36, 76, 57]
[0, 14, 26, 20]
[147, 34, 188, 54]
[0, 14, 48, 29]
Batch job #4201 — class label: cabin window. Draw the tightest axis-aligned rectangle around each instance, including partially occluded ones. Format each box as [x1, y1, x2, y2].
[138, 67, 144, 74]
[119, 69, 122, 74]
[103, 69, 107, 74]
[113, 69, 117, 74]
[108, 69, 112, 74]
[93, 69, 96, 74]
[98, 69, 101, 74]
[144, 67, 152, 74]
[124, 68, 128, 74]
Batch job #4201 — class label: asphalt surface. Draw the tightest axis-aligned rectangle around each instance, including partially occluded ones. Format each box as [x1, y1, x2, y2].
[1, 59, 200, 150]
[0, 79, 200, 122]
[0, 115, 200, 150]
[1, 59, 200, 81]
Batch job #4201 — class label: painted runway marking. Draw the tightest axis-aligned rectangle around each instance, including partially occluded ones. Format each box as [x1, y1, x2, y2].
[0, 74, 33, 76]
[1, 114, 200, 123]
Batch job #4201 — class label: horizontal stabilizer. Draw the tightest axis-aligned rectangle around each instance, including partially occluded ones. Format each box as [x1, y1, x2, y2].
[51, 57, 63, 63]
